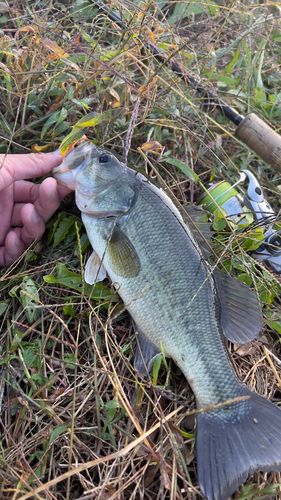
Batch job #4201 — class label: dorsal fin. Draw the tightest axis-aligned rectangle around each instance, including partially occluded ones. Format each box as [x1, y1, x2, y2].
[213, 269, 263, 344]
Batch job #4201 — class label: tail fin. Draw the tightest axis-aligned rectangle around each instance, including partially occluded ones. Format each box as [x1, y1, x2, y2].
[196, 387, 281, 500]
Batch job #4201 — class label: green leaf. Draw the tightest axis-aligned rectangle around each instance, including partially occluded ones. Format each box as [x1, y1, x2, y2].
[59, 128, 85, 156]
[271, 30, 281, 43]
[209, 73, 239, 87]
[104, 399, 122, 411]
[63, 302, 76, 317]
[43, 263, 113, 301]
[225, 48, 241, 75]
[63, 353, 76, 370]
[49, 423, 69, 445]
[267, 320, 281, 335]
[165, 157, 199, 182]
[49, 212, 81, 247]
[180, 428, 194, 439]
[152, 353, 163, 385]
[240, 227, 264, 251]
[53, 214, 77, 247]
[22, 346, 40, 369]
[41, 108, 68, 139]
[74, 110, 111, 129]
[100, 49, 123, 62]
[206, 0, 219, 15]
[0, 302, 8, 316]
[212, 210, 227, 231]
[0, 354, 18, 366]
[169, 2, 205, 23]
[19, 277, 40, 324]
[237, 273, 253, 287]
[238, 482, 281, 499]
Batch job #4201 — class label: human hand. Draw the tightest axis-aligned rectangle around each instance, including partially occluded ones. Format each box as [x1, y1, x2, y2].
[0, 150, 71, 267]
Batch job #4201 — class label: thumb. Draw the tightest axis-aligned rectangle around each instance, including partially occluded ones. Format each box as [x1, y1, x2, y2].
[7, 150, 63, 181]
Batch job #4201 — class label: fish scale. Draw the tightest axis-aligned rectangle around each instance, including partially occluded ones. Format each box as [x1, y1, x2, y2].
[53, 142, 281, 500]
[83, 180, 242, 407]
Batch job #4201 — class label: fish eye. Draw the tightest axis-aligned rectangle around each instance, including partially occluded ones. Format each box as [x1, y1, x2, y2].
[99, 153, 109, 164]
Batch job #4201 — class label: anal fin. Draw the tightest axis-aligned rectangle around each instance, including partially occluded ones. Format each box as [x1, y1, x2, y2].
[134, 331, 160, 377]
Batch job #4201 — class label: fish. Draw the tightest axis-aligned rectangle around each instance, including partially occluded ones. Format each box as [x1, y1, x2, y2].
[53, 141, 281, 500]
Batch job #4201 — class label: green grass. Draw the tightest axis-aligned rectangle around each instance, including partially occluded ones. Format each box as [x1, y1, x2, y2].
[0, 1, 281, 498]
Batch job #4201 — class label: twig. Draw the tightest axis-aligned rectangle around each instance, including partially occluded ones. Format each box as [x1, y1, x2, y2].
[18, 395, 250, 499]
[123, 95, 141, 163]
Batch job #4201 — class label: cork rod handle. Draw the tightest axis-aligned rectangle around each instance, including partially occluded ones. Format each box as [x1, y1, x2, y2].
[235, 113, 281, 173]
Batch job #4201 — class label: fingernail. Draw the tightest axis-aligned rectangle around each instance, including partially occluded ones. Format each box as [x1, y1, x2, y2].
[53, 148, 63, 158]
[51, 149, 63, 158]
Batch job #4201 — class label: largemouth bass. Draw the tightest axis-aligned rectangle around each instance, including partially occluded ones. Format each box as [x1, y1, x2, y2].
[53, 142, 281, 500]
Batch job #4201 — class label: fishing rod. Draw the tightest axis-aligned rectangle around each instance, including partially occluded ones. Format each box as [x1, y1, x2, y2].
[94, 0, 281, 174]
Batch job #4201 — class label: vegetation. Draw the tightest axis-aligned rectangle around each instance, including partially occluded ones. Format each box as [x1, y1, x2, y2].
[0, 1, 281, 498]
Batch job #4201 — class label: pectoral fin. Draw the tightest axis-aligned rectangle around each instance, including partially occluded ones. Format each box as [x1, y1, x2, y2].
[108, 226, 141, 278]
[213, 269, 262, 344]
[84, 250, 107, 284]
[134, 331, 160, 377]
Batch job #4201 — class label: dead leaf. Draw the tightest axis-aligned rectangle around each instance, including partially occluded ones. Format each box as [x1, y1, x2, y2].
[140, 141, 164, 154]
[42, 38, 69, 59]
[0, 61, 10, 74]
[18, 25, 38, 33]
[108, 88, 120, 108]
[49, 98, 64, 113]
[235, 342, 260, 357]
[31, 144, 52, 153]
[148, 30, 156, 45]
[161, 464, 171, 491]
[139, 76, 158, 96]
[60, 132, 88, 157]
[71, 33, 81, 46]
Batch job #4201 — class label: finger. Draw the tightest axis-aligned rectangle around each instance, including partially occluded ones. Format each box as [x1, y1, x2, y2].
[0, 183, 13, 244]
[20, 203, 45, 245]
[34, 177, 65, 222]
[11, 203, 25, 226]
[0, 229, 26, 267]
[14, 179, 71, 204]
[57, 183, 72, 199]
[0, 246, 4, 266]
[13, 180, 71, 224]
[0, 150, 62, 189]
[14, 180, 39, 203]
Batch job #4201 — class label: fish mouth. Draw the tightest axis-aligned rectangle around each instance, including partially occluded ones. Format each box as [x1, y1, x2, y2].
[52, 164, 70, 175]
[52, 162, 77, 189]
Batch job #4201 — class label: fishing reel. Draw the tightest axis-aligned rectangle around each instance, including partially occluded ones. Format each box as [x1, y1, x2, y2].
[200, 170, 281, 274]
